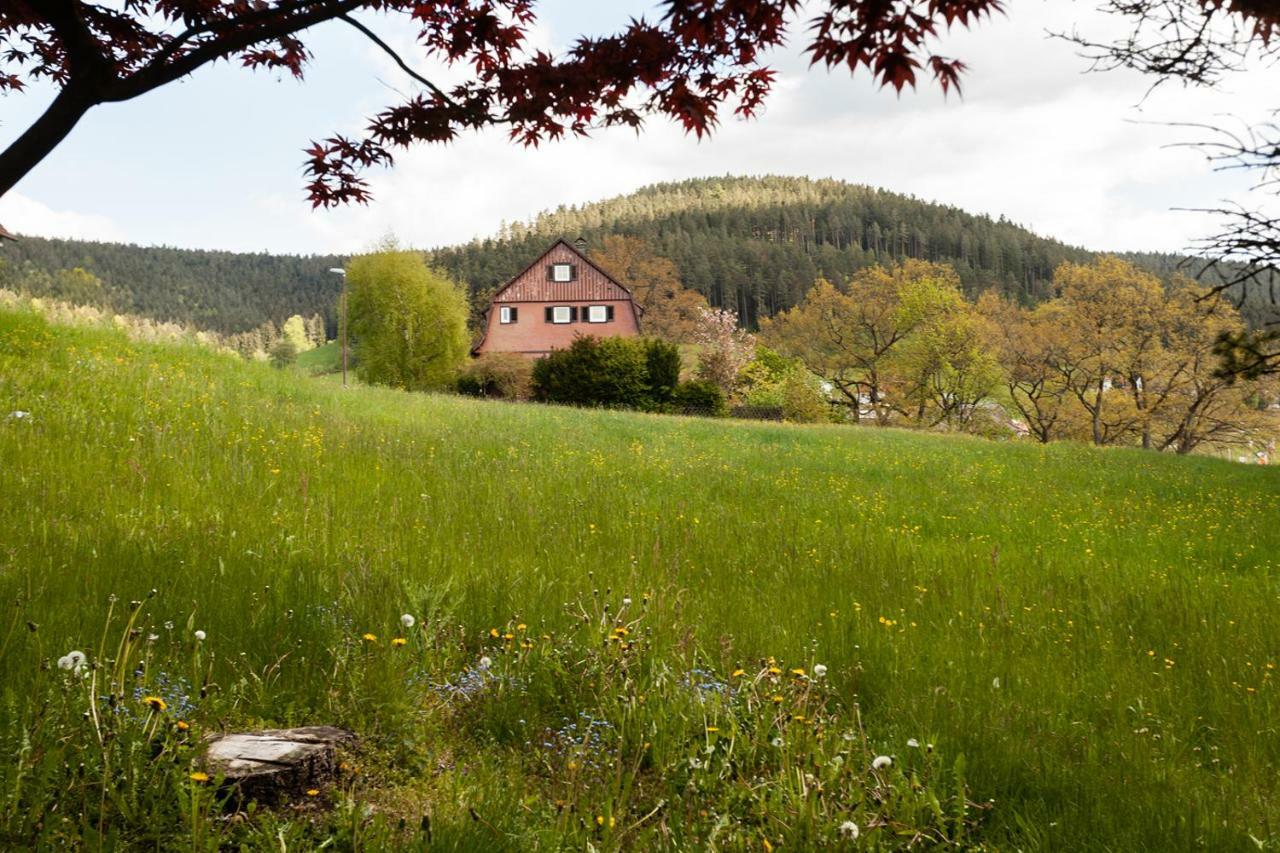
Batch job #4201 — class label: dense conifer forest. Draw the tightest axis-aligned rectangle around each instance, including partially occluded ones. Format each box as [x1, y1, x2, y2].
[0, 238, 343, 334]
[1, 176, 1274, 333]
[431, 176, 1098, 328]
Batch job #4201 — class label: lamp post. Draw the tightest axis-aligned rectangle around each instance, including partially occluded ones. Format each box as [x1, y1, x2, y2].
[328, 267, 348, 386]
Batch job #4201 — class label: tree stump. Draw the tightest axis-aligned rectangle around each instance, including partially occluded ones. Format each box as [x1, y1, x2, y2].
[204, 726, 355, 804]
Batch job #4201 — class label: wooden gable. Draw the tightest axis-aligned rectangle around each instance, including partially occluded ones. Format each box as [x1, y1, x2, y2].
[492, 240, 633, 303]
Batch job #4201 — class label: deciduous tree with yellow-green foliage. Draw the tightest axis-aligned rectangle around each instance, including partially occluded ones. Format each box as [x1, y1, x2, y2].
[761, 260, 967, 424]
[347, 247, 469, 392]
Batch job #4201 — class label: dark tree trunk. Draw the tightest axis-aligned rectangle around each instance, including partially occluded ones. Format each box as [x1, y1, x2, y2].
[0, 85, 95, 198]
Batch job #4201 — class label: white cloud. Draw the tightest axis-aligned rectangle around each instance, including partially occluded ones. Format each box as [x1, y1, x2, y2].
[0, 192, 127, 243]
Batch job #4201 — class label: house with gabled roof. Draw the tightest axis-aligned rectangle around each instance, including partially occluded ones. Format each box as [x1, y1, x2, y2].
[472, 238, 642, 358]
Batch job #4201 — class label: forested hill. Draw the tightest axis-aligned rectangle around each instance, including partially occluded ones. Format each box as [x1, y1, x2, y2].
[2, 175, 1272, 334]
[0, 236, 342, 334]
[429, 176, 1096, 327]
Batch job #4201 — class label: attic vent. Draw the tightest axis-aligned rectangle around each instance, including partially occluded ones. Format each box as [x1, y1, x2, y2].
[572, 236, 587, 253]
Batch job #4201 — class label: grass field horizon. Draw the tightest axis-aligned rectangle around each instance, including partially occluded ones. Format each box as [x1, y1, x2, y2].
[2, 306, 1278, 849]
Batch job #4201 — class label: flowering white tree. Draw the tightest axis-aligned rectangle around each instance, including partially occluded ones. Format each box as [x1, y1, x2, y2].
[693, 307, 756, 397]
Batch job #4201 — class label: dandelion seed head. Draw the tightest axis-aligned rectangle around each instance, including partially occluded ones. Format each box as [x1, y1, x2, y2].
[872, 755, 893, 769]
[400, 614, 415, 629]
[194, 630, 206, 641]
[839, 820, 860, 839]
[813, 663, 828, 678]
[58, 650, 87, 672]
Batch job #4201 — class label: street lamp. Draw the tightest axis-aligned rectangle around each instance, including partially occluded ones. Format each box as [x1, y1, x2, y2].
[329, 267, 348, 386]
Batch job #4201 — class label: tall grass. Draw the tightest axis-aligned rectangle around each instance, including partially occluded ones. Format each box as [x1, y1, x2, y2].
[1, 308, 1277, 849]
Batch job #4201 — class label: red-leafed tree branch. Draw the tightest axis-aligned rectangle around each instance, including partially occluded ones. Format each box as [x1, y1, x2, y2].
[1, 0, 1016, 207]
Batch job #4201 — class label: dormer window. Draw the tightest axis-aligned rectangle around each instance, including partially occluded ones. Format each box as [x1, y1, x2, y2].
[550, 263, 574, 282]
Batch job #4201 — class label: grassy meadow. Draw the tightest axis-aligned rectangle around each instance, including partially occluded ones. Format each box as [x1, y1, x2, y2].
[1, 306, 1278, 850]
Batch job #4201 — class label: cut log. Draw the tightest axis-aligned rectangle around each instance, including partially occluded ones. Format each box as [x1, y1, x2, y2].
[204, 726, 355, 804]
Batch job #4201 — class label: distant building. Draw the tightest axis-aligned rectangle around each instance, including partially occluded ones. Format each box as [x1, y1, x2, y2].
[0, 224, 15, 242]
[472, 238, 641, 358]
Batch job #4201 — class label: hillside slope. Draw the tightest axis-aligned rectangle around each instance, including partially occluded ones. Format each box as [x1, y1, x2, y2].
[0, 236, 342, 334]
[432, 175, 1096, 327]
[3, 174, 1274, 335]
[1, 307, 1277, 849]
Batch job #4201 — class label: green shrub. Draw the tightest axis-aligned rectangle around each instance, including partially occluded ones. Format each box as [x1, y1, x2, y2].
[780, 372, 831, 423]
[268, 337, 297, 369]
[531, 336, 651, 408]
[670, 379, 727, 415]
[457, 352, 534, 399]
[645, 338, 682, 404]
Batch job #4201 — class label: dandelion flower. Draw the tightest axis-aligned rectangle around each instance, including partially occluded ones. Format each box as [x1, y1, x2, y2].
[57, 650, 87, 672]
[400, 614, 415, 629]
[176, 720, 190, 731]
[478, 656, 492, 670]
[790, 668, 806, 677]
[731, 668, 746, 678]
[872, 755, 893, 770]
[189, 772, 209, 783]
[813, 663, 828, 678]
[142, 696, 167, 712]
[306, 789, 320, 797]
[489, 628, 500, 638]
[907, 738, 920, 748]
[839, 820, 860, 840]
[622, 597, 632, 607]
[362, 633, 377, 643]
[391, 637, 407, 647]
[194, 630, 206, 641]
[706, 726, 719, 733]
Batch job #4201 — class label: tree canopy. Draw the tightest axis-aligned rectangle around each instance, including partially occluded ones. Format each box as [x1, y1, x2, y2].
[346, 247, 469, 390]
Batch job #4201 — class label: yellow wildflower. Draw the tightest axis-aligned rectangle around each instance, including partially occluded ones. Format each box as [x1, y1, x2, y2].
[189, 772, 209, 783]
[489, 628, 500, 638]
[142, 696, 167, 712]
[362, 633, 377, 643]
[732, 668, 746, 678]
[391, 637, 407, 647]
[175, 720, 190, 731]
[306, 789, 320, 797]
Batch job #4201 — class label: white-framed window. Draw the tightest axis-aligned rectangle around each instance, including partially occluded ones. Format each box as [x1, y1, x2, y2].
[551, 263, 573, 282]
[551, 305, 573, 324]
[586, 305, 609, 323]
[499, 305, 517, 324]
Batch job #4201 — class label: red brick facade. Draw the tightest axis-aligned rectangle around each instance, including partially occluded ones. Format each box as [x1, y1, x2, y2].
[472, 240, 642, 358]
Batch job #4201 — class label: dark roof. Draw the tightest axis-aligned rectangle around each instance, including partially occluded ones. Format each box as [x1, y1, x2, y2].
[0, 223, 16, 242]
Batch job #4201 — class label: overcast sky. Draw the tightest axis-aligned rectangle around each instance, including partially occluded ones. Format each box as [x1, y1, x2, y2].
[0, 1, 1274, 256]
